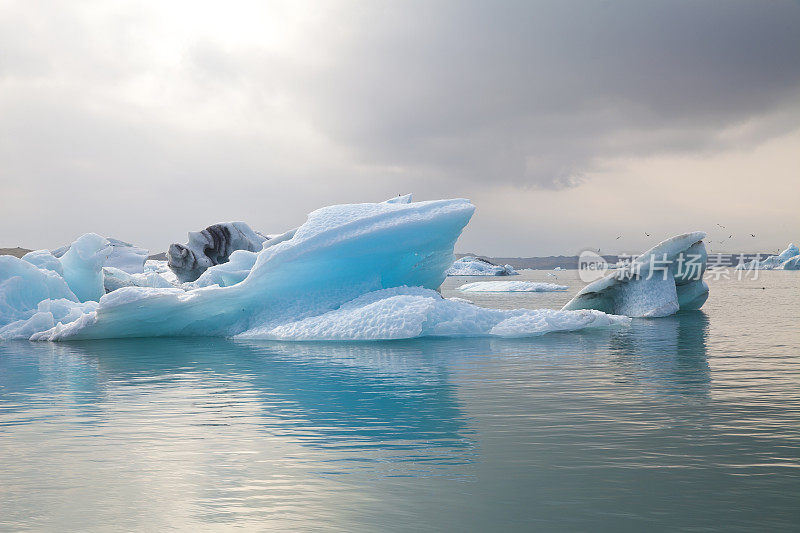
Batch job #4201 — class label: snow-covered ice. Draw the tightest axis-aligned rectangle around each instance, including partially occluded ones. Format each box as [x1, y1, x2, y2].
[458, 281, 567, 292]
[563, 232, 709, 318]
[446, 256, 518, 276]
[239, 286, 628, 341]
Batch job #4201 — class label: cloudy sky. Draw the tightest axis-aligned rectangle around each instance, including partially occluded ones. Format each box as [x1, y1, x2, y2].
[1, 0, 799, 256]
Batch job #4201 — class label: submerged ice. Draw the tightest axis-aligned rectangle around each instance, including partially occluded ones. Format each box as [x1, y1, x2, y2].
[1, 196, 637, 342]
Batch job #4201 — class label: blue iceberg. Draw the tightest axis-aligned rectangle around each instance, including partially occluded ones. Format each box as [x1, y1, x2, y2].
[1, 197, 631, 341]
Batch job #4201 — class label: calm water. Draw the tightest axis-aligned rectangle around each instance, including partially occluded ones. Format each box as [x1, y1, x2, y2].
[1, 271, 798, 531]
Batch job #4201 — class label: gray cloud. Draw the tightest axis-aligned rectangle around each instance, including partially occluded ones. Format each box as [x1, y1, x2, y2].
[0, 0, 798, 253]
[295, 0, 800, 186]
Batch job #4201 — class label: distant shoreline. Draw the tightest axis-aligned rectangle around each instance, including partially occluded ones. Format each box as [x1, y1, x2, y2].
[0, 247, 167, 261]
[456, 253, 768, 269]
[0, 247, 772, 269]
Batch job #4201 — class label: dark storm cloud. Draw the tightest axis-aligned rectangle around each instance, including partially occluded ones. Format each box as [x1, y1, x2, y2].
[296, 0, 800, 187]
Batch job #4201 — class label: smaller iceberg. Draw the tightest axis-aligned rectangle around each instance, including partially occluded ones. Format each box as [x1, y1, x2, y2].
[563, 232, 709, 318]
[780, 255, 800, 270]
[446, 256, 518, 276]
[735, 243, 799, 270]
[458, 281, 567, 292]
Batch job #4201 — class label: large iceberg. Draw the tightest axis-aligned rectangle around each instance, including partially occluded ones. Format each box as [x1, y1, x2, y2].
[458, 281, 567, 292]
[0, 197, 632, 342]
[446, 256, 518, 276]
[562, 232, 709, 318]
[735, 243, 799, 270]
[167, 221, 269, 282]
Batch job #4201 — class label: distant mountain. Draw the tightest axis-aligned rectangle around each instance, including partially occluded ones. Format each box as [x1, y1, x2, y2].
[0, 247, 32, 258]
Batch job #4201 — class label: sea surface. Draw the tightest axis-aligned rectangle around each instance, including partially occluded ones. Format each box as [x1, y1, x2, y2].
[1, 271, 798, 531]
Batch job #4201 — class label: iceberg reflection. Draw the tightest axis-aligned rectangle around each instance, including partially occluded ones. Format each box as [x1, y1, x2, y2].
[0, 338, 474, 457]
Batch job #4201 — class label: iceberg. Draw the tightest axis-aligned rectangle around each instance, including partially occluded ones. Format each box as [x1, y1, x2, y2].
[735, 243, 799, 270]
[458, 281, 567, 292]
[446, 256, 518, 276]
[562, 232, 709, 318]
[1, 197, 632, 342]
[31, 198, 478, 340]
[167, 221, 269, 282]
[780, 255, 800, 270]
[775, 243, 799, 263]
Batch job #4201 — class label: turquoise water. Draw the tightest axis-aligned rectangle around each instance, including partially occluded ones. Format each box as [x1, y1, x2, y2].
[1, 271, 798, 531]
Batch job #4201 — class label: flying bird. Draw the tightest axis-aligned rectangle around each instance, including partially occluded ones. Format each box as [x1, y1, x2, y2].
[645, 232, 651, 237]
[751, 234, 756, 237]
[616, 235, 621, 240]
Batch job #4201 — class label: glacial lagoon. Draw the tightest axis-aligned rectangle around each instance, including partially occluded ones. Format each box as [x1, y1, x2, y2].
[1, 271, 798, 531]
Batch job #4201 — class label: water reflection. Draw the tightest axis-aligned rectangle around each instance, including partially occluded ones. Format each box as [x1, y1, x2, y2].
[608, 311, 711, 396]
[2, 308, 788, 532]
[1, 338, 474, 455]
